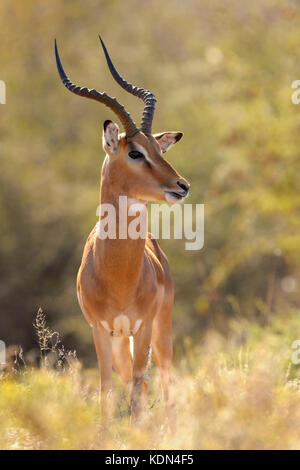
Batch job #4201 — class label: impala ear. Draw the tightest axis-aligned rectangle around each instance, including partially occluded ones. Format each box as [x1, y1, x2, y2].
[154, 132, 183, 153]
[102, 120, 119, 153]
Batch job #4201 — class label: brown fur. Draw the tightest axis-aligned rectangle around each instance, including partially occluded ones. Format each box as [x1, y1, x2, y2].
[77, 127, 189, 420]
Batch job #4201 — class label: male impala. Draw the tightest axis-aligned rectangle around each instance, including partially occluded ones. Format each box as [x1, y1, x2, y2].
[55, 36, 190, 419]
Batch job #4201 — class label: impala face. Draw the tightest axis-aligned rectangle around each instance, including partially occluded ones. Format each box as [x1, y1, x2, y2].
[102, 120, 190, 203]
[55, 36, 190, 204]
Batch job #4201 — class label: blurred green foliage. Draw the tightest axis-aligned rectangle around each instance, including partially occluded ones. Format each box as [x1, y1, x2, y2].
[0, 0, 300, 363]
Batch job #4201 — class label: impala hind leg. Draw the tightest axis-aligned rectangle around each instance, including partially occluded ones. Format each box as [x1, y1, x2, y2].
[131, 325, 152, 420]
[152, 313, 174, 422]
[93, 325, 113, 420]
[112, 336, 133, 385]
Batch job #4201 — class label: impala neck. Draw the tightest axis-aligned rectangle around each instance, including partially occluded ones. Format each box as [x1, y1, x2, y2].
[94, 155, 147, 305]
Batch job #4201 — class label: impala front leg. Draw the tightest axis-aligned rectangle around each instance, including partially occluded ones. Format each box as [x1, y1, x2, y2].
[152, 313, 174, 424]
[131, 324, 152, 420]
[93, 324, 113, 420]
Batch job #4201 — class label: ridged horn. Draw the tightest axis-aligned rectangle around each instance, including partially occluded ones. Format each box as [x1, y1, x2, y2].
[54, 39, 139, 138]
[99, 35, 156, 135]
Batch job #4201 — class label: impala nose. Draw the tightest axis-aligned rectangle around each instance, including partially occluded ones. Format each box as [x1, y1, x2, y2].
[177, 180, 190, 195]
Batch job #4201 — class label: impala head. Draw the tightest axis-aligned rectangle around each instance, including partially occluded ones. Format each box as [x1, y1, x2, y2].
[55, 36, 190, 203]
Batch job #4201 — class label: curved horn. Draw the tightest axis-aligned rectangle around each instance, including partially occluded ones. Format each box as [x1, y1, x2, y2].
[54, 39, 138, 138]
[99, 35, 156, 136]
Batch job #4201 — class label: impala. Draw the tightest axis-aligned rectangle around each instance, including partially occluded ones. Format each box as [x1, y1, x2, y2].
[55, 36, 190, 419]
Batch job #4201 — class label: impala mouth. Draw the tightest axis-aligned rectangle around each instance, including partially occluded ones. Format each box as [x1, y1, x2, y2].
[165, 190, 188, 203]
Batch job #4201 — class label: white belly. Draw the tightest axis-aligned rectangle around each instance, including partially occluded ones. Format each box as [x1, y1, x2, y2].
[100, 315, 142, 337]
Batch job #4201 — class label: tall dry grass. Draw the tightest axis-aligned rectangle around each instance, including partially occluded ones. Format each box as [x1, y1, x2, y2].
[0, 310, 300, 450]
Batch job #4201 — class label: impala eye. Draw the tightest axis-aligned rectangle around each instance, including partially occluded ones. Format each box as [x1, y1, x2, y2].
[128, 150, 144, 160]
